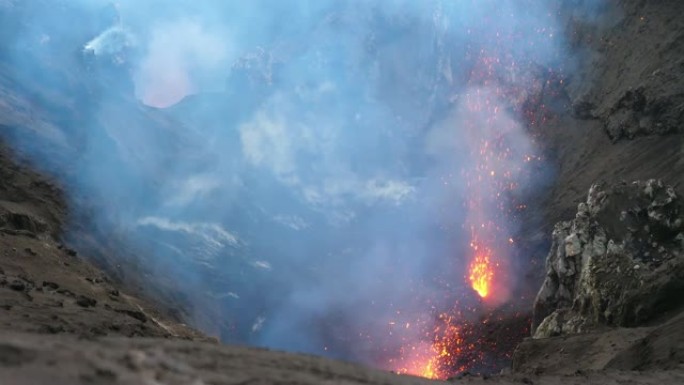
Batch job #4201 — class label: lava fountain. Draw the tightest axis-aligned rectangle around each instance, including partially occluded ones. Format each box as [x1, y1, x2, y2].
[468, 244, 494, 299]
[393, 52, 542, 379]
[394, 313, 480, 380]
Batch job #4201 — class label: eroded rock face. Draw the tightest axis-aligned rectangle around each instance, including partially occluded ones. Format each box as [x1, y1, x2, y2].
[0, 209, 49, 237]
[533, 180, 684, 338]
[564, 0, 684, 141]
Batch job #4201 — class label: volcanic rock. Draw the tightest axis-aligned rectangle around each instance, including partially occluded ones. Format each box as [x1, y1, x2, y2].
[0, 142, 206, 341]
[533, 180, 684, 338]
[513, 307, 684, 375]
[75, 295, 97, 308]
[0, 210, 48, 238]
[8, 279, 26, 292]
[562, 0, 684, 141]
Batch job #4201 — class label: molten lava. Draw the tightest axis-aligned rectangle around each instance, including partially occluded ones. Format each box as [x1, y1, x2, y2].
[421, 363, 437, 379]
[468, 248, 494, 299]
[393, 344, 441, 380]
[399, 351, 444, 379]
[394, 313, 481, 380]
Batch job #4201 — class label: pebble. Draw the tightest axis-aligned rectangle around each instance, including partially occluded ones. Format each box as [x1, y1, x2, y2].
[9, 279, 26, 291]
[76, 295, 97, 308]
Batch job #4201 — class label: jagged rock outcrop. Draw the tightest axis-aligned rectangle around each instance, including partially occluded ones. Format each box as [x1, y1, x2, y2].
[533, 179, 684, 338]
[0, 208, 48, 237]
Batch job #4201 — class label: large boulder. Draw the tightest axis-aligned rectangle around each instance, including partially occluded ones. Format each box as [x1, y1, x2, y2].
[532, 179, 684, 338]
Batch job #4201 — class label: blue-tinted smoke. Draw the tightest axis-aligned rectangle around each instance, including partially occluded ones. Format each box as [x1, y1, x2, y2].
[0, 0, 606, 369]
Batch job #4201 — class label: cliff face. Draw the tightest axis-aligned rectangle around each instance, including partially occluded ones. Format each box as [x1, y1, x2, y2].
[536, 0, 684, 228]
[528, 1, 684, 336]
[508, 0, 684, 378]
[533, 180, 684, 338]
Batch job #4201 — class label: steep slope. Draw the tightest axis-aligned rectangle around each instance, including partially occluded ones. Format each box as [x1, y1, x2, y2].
[537, 0, 684, 227]
[0, 142, 204, 339]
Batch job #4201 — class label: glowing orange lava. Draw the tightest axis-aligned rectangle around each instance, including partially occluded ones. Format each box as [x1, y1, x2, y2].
[417, 356, 439, 379]
[394, 314, 475, 380]
[468, 248, 494, 298]
[394, 347, 441, 380]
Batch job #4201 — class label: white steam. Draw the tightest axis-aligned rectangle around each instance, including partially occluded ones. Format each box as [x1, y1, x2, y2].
[133, 20, 233, 107]
[84, 26, 136, 58]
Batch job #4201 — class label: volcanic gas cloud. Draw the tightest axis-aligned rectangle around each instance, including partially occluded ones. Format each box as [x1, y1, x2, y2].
[1, 0, 603, 380]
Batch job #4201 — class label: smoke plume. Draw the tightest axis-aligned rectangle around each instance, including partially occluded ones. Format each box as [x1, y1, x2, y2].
[0, 0, 607, 374]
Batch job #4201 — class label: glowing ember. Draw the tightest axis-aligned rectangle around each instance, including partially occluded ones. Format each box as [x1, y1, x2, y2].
[407, 354, 439, 380]
[468, 248, 494, 298]
[393, 313, 479, 380]
[392, 308, 532, 380]
[393, 344, 441, 379]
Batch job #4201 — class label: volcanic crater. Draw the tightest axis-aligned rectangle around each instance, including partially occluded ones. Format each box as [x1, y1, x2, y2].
[0, 0, 682, 384]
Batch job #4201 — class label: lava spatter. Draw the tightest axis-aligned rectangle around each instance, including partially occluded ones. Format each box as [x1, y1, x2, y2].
[468, 246, 494, 299]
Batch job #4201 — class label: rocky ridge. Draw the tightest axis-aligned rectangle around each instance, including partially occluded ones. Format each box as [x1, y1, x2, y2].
[533, 179, 684, 338]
